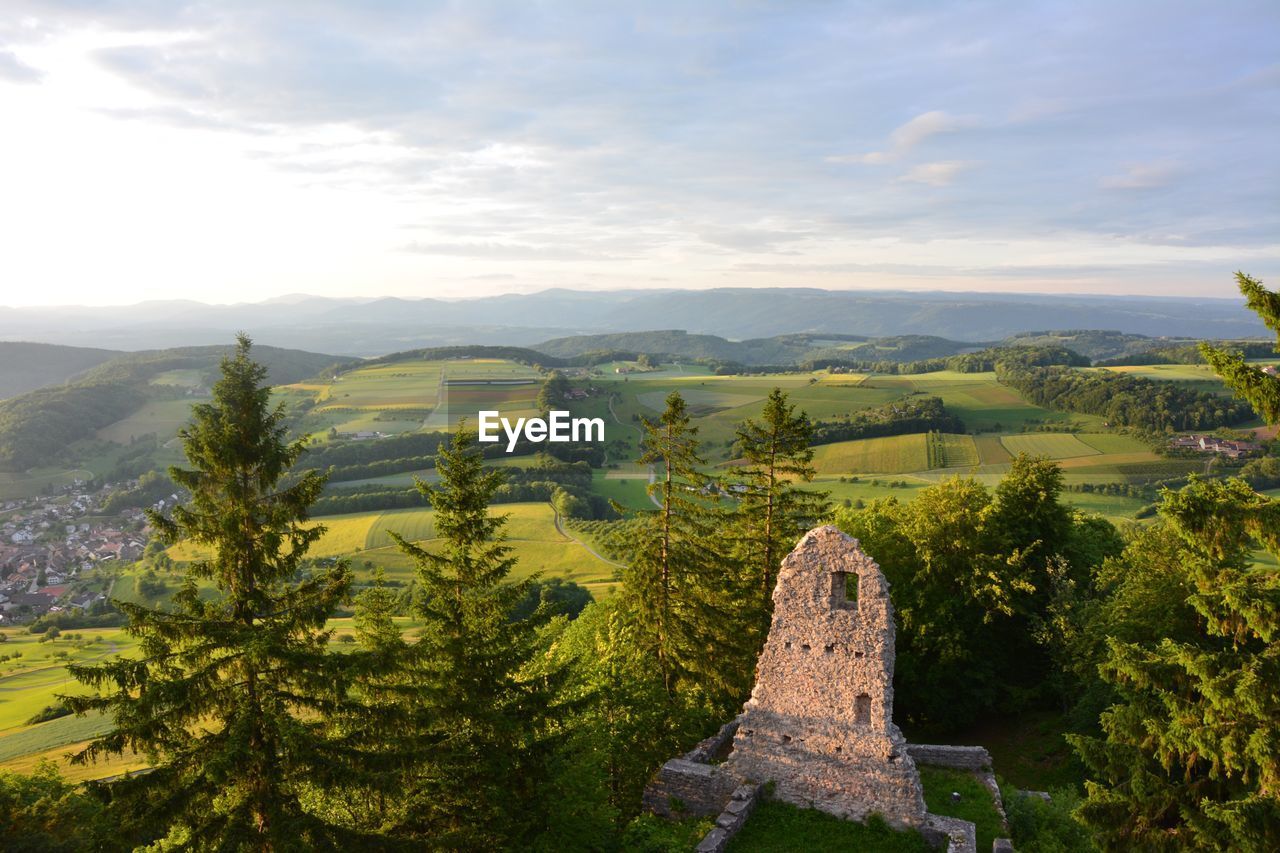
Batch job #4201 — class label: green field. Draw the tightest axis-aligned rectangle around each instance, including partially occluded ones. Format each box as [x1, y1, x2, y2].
[96, 398, 199, 444]
[811, 434, 930, 475]
[169, 502, 621, 596]
[937, 433, 980, 468]
[0, 467, 94, 501]
[1000, 433, 1100, 460]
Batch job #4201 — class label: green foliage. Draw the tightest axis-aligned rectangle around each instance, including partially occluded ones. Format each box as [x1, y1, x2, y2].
[730, 388, 829, 642]
[1002, 786, 1098, 853]
[0, 761, 121, 852]
[537, 370, 572, 412]
[24, 702, 72, 725]
[387, 427, 568, 848]
[998, 362, 1254, 432]
[618, 391, 737, 706]
[620, 812, 714, 851]
[1069, 478, 1280, 851]
[836, 456, 1121, 729]
[0, 381, 145, 470]
[64, 335, 371, 850]
[1201, 273, 1280, 423]
[808, 395, 964, 446]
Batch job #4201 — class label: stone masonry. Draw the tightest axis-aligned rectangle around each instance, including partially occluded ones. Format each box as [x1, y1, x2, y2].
[719, 525, 929, 828]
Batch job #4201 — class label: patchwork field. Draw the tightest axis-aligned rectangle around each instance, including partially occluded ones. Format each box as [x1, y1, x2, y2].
[811, 434, 930, 475]
[999, 433, 1100, 460]
[167, 502, 621, 596]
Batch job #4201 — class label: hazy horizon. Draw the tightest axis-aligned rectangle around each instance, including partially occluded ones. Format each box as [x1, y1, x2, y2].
[1, 1, 1276, 306]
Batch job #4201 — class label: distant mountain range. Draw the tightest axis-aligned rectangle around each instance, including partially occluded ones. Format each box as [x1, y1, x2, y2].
[0, 287, 1267, 355]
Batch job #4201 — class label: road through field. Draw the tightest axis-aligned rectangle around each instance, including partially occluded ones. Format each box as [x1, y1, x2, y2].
[549, 504, 628, 571]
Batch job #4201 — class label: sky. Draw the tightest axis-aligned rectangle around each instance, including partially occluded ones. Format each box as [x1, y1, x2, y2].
[0, 1, 1276, 306]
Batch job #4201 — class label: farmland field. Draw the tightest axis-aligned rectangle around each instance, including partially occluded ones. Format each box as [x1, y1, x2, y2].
[96, 398, 199, 444]
[937, 433, 980, 468]
[811, 434, 930, 475]
[999, 433, 1100, 459]
[167, 503, 620, 595]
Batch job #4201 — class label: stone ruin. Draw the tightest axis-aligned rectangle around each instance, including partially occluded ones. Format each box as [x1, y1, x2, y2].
[643, 526, 1011, 852]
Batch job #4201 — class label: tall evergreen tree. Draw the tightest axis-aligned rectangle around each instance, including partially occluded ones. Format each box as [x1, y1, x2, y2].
[389, 426, 564, 848]
[1202, 272, 1280, 420]
[730, 388, 829, 629]
[620, 391, 732, 705]
[65, 335, 368, 850]
[1070, 478, 1280, 851]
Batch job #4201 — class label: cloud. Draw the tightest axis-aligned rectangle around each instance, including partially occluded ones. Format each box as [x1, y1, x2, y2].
[830, 111, 976, 164]
[897, 161, 976, 186]
[0, 50, 42, 83]
[1100, 161, 1183, 190]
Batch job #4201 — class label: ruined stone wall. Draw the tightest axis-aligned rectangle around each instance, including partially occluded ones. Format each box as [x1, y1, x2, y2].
[721, 526, 928, 828]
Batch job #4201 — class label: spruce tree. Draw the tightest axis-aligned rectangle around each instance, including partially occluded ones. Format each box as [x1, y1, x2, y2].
[389, 426, 563, 848]
[65, 335, 369, 850]
[1202, 272, 1280, 420]
[730, 388, 829, 630]
[1070, 478, 1280, 851]
[620, 391, 734, 708]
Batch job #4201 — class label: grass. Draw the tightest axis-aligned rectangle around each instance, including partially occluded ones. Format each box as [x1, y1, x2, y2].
[1000, 434, 1100, 460]
[919, 766, 1006, 852]
[0, 468, 94, 501]
[811, 434, 930, 475]
[974, 435, 1013, 464]
[726, 800, 932, 852]
[168, 502, 621, 595]
[96, 398, 198, 444]
[937, 433, 980, 468]
[592, 469, 654, 511]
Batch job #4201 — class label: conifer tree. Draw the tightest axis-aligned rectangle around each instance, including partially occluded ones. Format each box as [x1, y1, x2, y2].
[1202, 272, 1280, 420]
[353, 567, 402, 652]
[730, 388, 829, 627]
[65, 335, 369, 850]
[389, 426, 563, 848]
[620, 391, 734, 707]
[1070, 478, 1280, 851]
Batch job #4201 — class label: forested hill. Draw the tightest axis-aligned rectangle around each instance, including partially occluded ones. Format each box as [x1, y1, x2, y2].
[0, 341, 120, 399]
[533, 331, 976, 366]
[0, 343, 343, 472]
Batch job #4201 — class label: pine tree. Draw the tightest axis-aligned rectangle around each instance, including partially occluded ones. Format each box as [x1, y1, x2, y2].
[389, 426, 564, 848]
[730, 388, 829, 630]
[1202, 272, 1280, 420]
[1070, 477, 1280, 851]
[353, 567, 402, 653]
[65, 335, 370, 850]
[620, 391, 734, 708]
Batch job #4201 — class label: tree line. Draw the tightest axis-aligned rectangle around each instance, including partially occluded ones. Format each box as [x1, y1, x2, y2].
[996, 362, 1256, 432]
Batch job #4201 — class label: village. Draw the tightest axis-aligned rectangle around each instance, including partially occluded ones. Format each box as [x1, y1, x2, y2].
[1168, 433, 1263, 458]
[0, 483, 155, 624]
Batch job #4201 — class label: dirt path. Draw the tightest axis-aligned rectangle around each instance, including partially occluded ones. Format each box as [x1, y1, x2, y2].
[548, 504, 628, 570]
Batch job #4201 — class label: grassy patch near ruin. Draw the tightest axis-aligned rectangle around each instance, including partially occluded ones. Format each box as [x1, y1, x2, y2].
[919, 766, 1005, 853]
[724, 800, 932, 852]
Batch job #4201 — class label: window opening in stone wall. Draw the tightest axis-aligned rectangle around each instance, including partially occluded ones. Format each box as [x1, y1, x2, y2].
[831, 570, 858, 609]
[854, 692, 871, 726]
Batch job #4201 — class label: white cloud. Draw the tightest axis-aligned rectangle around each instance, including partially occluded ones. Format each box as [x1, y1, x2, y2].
[829, 110, 976, 164]
[897, 160, 976, 186]
[1100, 160, 1182, 190]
